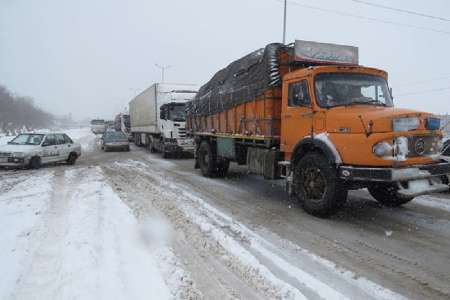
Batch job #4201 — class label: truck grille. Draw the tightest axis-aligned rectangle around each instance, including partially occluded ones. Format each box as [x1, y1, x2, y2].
[0, 152, 11, 158]
[178, 128, 186, 138]
[407, 136, 440, 157]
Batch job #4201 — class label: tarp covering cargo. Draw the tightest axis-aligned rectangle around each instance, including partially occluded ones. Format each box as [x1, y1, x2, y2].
[187, 43, 288, 116]
[187, 40, 359, 117]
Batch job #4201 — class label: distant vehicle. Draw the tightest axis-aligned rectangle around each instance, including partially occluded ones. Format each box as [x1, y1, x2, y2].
[100, 131, 130, 152]
[0, 133, 81, 169]
[105, 120, 115, 131]
[115, 113, 131, 138]
[129, 83, 198, 158]
[91, 119, 106, 134]
[443, 139, 450, 186]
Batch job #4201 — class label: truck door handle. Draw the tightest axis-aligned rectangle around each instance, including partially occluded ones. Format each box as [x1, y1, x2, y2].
[301, 112, 314, 117]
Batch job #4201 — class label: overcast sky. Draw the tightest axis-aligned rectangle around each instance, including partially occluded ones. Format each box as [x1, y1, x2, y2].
[1, 0, 449, 120]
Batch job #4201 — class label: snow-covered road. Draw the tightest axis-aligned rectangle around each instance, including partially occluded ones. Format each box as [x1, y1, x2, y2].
[1, 128, 450, 300]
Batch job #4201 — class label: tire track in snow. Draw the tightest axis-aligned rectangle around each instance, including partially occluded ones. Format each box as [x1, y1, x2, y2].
[113, 159, 408, 300]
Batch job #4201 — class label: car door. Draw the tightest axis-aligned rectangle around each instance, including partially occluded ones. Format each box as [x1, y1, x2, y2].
[56, 134, 69, 161]
[63, 134, 76, 157]
[41, 134, 60, 163]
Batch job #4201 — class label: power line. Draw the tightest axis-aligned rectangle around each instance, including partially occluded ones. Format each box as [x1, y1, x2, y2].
[396, 86, 450, 97]
[280, 0, 450, 36]
[351, 0, 450, 22]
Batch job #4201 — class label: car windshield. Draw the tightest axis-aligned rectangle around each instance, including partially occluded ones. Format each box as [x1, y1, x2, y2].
[315, 73, 393, 108]
[9, 134, 44, 145]
[168, 104, 186, 122]
[103, 132, 127, 140]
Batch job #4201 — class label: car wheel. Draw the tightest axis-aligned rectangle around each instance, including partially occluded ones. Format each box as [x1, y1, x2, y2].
[67, 153, 78, 165]
[29, 157, 42, 169]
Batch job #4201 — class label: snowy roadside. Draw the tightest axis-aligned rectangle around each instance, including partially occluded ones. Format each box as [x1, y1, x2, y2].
[0, 165, 196, 300]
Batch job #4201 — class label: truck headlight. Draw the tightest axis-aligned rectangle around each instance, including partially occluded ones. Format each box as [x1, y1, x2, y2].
[394, 136, 409, 161]
[373, 142, 393, 157]
[393, 117, 420, 132]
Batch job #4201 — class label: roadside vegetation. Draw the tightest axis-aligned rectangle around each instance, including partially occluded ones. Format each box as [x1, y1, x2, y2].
[0, 84, 54, 134]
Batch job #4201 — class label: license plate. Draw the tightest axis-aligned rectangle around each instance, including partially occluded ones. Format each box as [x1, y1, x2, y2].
[0, 158, 7, 163]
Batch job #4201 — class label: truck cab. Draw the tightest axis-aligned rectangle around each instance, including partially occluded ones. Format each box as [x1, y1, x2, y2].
[158, 102, 193, 155]
[280, 64, 449, 214]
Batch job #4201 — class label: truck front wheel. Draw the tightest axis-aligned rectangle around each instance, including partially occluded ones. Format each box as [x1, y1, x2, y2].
[198, 141, 217, 177]
[368, 184, 414, 207]
[294, 153, 347, 217]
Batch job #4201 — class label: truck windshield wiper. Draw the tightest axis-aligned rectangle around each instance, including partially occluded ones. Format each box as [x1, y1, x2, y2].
[350, 99, 387, 106]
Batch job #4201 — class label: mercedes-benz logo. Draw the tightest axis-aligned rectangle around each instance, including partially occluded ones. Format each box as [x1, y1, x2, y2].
[415, 138, 426, 155]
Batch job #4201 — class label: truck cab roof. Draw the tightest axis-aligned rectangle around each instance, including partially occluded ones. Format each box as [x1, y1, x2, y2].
[283, 65, 388, 81]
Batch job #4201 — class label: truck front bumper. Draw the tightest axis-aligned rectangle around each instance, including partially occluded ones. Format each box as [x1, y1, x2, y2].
[339, 162, 450, 197]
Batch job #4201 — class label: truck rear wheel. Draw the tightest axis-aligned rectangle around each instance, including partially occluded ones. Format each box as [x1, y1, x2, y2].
[216, 159, 230, 177]
[294, 153, 347, 217]
[368, 184, 414, 207]
[198, 141, 217, 177]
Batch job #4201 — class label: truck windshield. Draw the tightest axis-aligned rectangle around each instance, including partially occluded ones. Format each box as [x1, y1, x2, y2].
[9, 134, 44, 145]
[315, 73, 393, 108]
[123, 115, 130, 128]
[168, 104, 186, 122]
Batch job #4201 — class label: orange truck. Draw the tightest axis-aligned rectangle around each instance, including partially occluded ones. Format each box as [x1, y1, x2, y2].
[186, 40, 450, 217]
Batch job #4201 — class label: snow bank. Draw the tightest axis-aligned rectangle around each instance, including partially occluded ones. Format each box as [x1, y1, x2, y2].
[1, 167, 174, 300]
[0, 171, 54, 299]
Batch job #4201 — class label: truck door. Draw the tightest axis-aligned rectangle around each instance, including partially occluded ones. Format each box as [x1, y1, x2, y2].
[280, 78, 314, 160]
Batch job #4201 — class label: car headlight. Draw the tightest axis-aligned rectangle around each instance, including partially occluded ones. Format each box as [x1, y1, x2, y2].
[373, 141, 393, 157]
[393, 117, 420, 132]
[12, 152, 25, 157]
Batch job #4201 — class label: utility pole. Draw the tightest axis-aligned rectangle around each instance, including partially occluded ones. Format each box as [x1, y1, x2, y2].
[155, 64, 171, 83]
[282, 0, 287, 44]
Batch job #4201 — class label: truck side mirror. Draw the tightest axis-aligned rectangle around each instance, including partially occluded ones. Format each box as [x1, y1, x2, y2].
[389, 87, 393, 99]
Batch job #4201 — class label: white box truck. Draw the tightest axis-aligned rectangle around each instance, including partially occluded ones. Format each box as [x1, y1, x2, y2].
[129, 83, 198, 157]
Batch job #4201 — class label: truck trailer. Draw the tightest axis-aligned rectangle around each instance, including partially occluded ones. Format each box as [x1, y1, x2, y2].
[129, 83, 198, 157]
[186, 40, 450, 217]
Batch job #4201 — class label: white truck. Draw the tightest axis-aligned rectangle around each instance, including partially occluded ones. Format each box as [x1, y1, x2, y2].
[129, 83, 198, 157]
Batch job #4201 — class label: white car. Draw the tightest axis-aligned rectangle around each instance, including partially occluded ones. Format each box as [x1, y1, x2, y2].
[0, 133, 81, 169]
